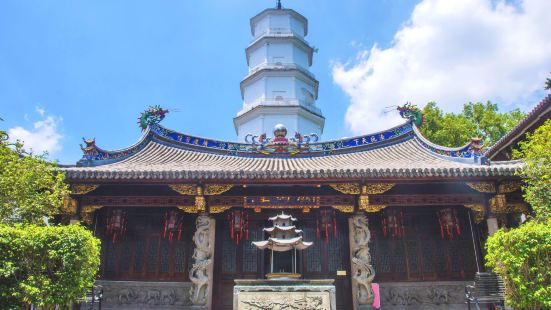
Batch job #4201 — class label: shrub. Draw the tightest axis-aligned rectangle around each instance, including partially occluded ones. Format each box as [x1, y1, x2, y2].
[485, 220, 551, 309]
[513, 119, 551, 221]
[0, 224, 101, 309]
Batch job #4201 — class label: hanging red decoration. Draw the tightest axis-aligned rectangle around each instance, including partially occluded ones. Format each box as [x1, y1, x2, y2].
[106, 208, 127, 243]
[382, 208, 405, 238]
[228, 210, 248, 245]
[316, 209, 337, 242]
[163, 210, 184, 243]
[437, 208, 461, 239]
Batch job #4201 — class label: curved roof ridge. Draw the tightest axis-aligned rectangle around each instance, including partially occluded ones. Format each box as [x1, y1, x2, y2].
[411, 124, 483, 161]
[485, 93, 551, 158]
[77, 127, 154, 167]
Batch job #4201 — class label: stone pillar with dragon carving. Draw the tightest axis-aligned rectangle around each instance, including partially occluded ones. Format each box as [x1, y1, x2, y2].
[349, 213, 375, 310]
[189, 213, 215, 309]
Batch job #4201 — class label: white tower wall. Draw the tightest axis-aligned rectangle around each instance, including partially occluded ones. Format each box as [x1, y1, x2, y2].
[235, 6, 324, 141]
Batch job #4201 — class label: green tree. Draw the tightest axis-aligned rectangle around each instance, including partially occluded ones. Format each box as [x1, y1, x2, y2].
[545, 77, 551, 90]
[513, 119, 551, 221]
[419, 101, 525, 147]
[0, 224, 101, 309]
[0, 129, 69, 224]
[485, 220, 551, 309]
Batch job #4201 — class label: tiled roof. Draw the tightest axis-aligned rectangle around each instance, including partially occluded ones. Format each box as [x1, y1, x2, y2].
[485, 94, 551, 158]
[63, 126, 522, 181]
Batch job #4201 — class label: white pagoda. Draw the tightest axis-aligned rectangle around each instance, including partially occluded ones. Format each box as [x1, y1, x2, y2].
[233, 0, 325, 142]
[252, 212, 313, 278]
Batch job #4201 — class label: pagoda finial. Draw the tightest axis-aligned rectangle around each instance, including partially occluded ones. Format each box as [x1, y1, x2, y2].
[276, 0, 282, 9]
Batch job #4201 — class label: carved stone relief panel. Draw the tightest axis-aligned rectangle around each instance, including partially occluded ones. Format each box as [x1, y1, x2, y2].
[378, 281, 471, 310]
[95, 280, 192, 310]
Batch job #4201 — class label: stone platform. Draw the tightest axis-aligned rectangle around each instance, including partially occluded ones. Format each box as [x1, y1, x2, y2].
[233, 279, 336, 310]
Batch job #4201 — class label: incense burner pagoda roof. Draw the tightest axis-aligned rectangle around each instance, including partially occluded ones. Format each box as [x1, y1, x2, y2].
[63, 121, 522, 181]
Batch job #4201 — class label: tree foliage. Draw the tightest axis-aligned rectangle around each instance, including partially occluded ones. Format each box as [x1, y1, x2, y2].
[513, 119, 551, 221]
[545, 77, 551, 90]
[485, 220, 551, 309]
[0, 129, 69, 224]
[0, 224, 101, 309]
[419, 101, 525, 147]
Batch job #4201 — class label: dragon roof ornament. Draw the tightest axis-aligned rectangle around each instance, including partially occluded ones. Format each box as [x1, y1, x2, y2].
[397, 102, 423, 127]
[138, 105, 169, 131]
[245, 124, 319, 155]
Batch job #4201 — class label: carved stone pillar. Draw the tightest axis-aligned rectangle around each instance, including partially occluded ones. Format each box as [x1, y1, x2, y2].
[348, 213, 375, 310]
[189, 213, 215, 309]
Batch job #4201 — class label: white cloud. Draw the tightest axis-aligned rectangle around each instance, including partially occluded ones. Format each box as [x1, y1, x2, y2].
[8, 108, 63, 155]
[332, 0, 551, 135]
[35, 106, 45, 117]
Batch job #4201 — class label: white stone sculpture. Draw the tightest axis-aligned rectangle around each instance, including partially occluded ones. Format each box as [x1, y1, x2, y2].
[351, 214, 375, 306]
[189, 215, 214, 306]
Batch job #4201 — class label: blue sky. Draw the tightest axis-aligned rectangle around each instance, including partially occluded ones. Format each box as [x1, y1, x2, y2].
[1, 0, 550, 164]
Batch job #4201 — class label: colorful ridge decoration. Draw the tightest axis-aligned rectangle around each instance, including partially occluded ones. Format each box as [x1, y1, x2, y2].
[245, 124, 319, 155]
[397, 102, 424, 127]
[138, 105, 169, 131]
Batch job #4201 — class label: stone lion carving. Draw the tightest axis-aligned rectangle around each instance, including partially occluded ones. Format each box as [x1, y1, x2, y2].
[351, 214, 375, 305]
[117, 288, 137, 304]
[189, 215, 213, 305]
[161, 288, 177, 305]
[144, 289, 161, 305]
[427, 287, 450, 304]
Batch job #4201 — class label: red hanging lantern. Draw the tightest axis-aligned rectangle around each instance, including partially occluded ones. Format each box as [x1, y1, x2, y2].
[106, 209, 127, 243]
[163, 210, 184, 243]
[228, 210, 248, 245]
[316, 209, 337, 242]
[437, 208, 461, 240]
[382, 208, 405, 238]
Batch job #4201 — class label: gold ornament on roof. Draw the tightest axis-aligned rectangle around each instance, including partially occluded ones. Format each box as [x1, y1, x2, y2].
[204, 184, 233, 195]
[209, 206, 232, 214]
[80, 205, 103, 225]
[332, 205, 355, 213]
[177, 205, 199, 214]
[195, 196, 206, 212]
[464, 204, 485, 223]
[61, 197, 78, 215]
[466, 182, 496, 193]
[329, 183, 360, 195]
[169, 184, 196, 195]
[70, 184, 99, 195]
[362, 183, 395, 194]
[361, 204, 387, 213]
[498, 181, 521, 193]
[490, 194, 507, 213]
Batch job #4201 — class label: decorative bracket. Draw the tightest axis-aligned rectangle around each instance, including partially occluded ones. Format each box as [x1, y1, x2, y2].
[359, 183, 395, 213]
[332, 205, 355, 213]
[204, 184, 233, 195]
[71, 184, 99, 195]
[61, 197, 78, 215]
[81, 205, 103, 225]
[498, 181, 521, 194]
[466, 182, 496, 193]
[464, 203, 485, 223]
[330, 183, 360, 195]
[169, 184, 196, 195]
